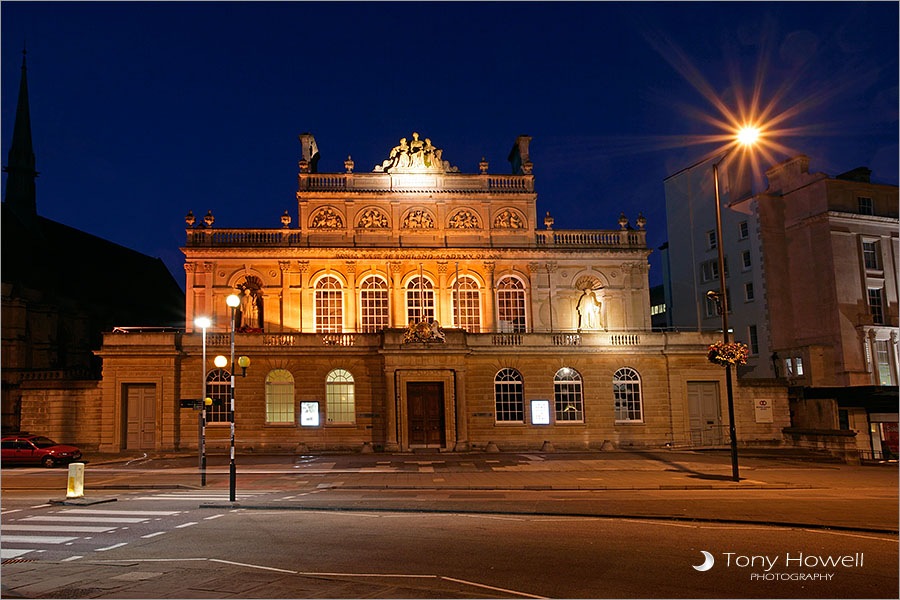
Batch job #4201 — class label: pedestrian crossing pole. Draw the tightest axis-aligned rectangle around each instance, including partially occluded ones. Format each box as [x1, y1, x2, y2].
[225, 294, 241, 502]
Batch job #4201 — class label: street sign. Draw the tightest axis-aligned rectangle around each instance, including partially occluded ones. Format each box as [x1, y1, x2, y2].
[180, 399, 202, 409]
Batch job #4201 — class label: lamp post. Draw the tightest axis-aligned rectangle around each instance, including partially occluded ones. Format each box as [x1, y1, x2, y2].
[194, 316, 211, 486]
[711, 126, 759, 483]
[225, 293, 241, 502]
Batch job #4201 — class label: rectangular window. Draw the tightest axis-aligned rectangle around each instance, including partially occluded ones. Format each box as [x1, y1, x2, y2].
[868, 288, 884, 324]
[744, 282, 754, 301]
[784, 358, 794, 377]
[706, 230, 717, 250]
[838, 409, 849, 431]
[795, 357, 804, 376]
[863, 241, 881, 270]
[739, 221, 749, 239]
[858, 197, 874, 215]
[875, 340, 893, 385]
[748, 325, 759, 355]
[742, 250, 752, 270]
[705, 292, 719, 318]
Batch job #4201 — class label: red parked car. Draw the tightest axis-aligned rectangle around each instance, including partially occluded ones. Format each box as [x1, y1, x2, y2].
[1, 434, 82, 468]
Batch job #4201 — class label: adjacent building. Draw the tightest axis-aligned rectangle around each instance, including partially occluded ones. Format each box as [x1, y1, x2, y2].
[664, 153, 899, 460]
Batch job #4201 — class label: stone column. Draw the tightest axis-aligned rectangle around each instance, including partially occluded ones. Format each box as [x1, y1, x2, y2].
[384, 367, 399, 450]
[483, 261, 496, 333]
[346, 261, 357, 332]
[184, 263, 196, 330]
[390, 262, 403, 327]
[279, 261, 291, 332]
[298, 261, 311, 332]
[202, 263, 213, 326]
[437, 262, 449, 326]
[867, 330, 878, 385]
[454, 368, 469, 451]
[527, 262, 542, 333]
[546, 262, 558, 332]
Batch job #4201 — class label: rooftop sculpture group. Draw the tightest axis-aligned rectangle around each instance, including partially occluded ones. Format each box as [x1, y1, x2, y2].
[374, 133, 458, 173]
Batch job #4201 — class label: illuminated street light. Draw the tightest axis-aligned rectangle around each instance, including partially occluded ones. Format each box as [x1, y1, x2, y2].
[214, 355, 228, 368]
[711, 130, 760, 482]
[193, 316, 211, 486]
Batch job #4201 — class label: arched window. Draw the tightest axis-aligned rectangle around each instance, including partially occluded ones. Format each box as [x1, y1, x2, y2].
[497, 276, 527, 333]
[205, 369, 231, 423]
[359, 276, 389, 332]
[315, 276, 343, 333]
[554, 367, 583, 422]
[406, 276, 435, 324]
[494, 368, 524, 422]
[452, 275, 481, 332]
[265, 369, 294, 424]
[613, 367, 643, 422]
[326, 369, 355, 424]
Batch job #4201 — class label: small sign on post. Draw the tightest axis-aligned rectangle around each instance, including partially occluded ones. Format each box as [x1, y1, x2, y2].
[180, 399, 202, 409]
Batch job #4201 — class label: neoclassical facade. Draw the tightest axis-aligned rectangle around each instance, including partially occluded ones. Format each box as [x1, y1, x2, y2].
[24, 134, 789, 453]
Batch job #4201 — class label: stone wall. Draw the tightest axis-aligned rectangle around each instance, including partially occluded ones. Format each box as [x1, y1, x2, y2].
[19, 380, 102, 450]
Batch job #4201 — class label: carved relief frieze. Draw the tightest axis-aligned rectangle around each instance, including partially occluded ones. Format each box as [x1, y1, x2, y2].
[493, 209, 525, 229]
[402, 209, 435, 229]
[448, 209, 480, 229]
[310, 208, 344, 229]
[356, 208, 389, 229]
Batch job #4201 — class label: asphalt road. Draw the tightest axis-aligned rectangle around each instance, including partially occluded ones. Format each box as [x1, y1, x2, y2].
[1, 490, 897, 598]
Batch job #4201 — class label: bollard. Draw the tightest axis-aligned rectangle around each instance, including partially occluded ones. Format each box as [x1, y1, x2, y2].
[66, 462, 85, 498]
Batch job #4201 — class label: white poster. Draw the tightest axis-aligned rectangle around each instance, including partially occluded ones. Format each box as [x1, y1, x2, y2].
[300, 401, 320, 426]
[754, 398, 774, 423]
[531, 399, 551, 425]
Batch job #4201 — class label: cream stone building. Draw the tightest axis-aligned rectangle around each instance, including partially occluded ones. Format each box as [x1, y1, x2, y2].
[22, 134, 788, 453]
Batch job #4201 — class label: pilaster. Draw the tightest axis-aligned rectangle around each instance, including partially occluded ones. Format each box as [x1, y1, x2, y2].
[483, 261, 496, 332]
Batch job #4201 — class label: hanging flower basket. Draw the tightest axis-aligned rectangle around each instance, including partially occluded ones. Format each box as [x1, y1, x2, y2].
[707, 342, 749, 367]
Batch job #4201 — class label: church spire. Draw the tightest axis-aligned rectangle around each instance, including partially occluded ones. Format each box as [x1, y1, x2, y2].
[3, 44, 39, 219]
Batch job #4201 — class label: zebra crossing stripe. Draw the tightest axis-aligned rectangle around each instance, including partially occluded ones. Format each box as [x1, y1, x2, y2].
[20, 516, 148, 524]
[59, 509, 180, 516]
[2, 535, 78, 544]
[1, 548, 34, 558]
[3, 524, 116, 533]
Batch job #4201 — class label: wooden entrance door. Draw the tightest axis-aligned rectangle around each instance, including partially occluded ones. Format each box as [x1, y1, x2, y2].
[124, 384, 156, 450]
[407, 382, 445, 447]
[687, 381, 722, 445]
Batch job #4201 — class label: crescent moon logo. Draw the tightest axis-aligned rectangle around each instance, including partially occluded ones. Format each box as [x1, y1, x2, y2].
[693, 550, 715, 572]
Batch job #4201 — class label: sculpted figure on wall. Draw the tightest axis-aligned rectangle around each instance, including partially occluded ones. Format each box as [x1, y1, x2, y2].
[576, 287, 603, 331]
[240, 288, 260, 329]
[374, 133, 458, 173]
[311, 208, 343, 229]
[402, 209, 435, 229]
[494, 210, 524, 229]
[357, 208, 388, 229]
[449, 210, 480, 229]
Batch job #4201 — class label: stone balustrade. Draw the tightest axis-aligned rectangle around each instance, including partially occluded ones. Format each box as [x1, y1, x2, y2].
[535, 229, 646, 247]
[298, 172, 535, 193]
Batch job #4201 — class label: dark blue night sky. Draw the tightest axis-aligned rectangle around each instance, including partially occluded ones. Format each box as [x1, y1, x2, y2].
[3, 2, 897, 288]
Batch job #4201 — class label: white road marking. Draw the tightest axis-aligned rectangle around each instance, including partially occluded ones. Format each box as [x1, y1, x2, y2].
[141, 532, 166, 538]
[803, 529, 898, 542]
[2, 535, 78, 544]
[203, 514, 224, 520]
[441, 575, 549, 599]
[3, 524, 117, 533]
[1, 509, 22, 515]
[61, 555, 83, 562]
[21, 516, 148, 524]
[209, 558, 298, 573]
[29, 504, 51, 509]
[1, 548, 34, 558]
[95, 542, 128, 551]
[175, 522, 197, 528]
[60, 509, 180, 516]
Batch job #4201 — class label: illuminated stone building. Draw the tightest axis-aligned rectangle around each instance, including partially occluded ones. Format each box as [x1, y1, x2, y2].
[58, 133, 785, 454]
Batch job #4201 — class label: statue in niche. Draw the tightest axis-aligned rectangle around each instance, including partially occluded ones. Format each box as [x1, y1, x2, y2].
[311, 208, 343, 229]
[403, 210, 434, 229]
[240, 288, 260, 329]
[357, 209, 388, 229]
[449, 210, 479, 229]
[576, 287, 603, 331]
[494, 210, 524, 229]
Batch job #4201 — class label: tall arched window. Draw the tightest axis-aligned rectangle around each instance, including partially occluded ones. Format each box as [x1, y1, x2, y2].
[315, 276, 343, 333]
[452, 275, 481, 332]
[613, 367, 643, 422]
[406, 276, 435, 324]
[554, 367, 583, 422]
[359, 275, 389, 332]
[205, 369, 231, 423]
[497, 276, 527, 333]
[265, 369, 294, 424]
[494, 368, 524, 423]
[326, 369, 355, 424]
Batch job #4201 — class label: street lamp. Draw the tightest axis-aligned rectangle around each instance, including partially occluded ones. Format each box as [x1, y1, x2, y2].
[712, 126, 759, 482]
[225, 293, 241, 502]
[194, 316, 211, 486]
